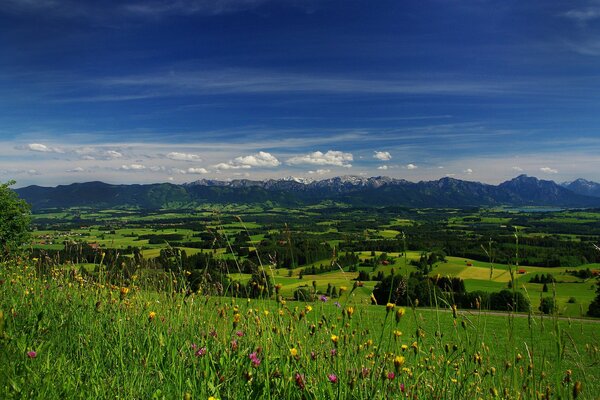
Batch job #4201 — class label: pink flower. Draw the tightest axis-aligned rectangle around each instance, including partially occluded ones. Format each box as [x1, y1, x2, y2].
[387, 371, 395, 380]
[231, 339, 238, 351]
[236, 330, 244, 337]
[328, 373, 338, 384]
[27, 351, 37, 358]
[195, 347, 207, 357]
[249, 352, 261, 368]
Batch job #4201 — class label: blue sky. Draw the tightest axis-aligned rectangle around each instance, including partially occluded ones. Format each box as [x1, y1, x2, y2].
[1, 0, 600, 187]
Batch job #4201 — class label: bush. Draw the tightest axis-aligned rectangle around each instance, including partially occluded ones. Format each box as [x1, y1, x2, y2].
[539, 297, 557, 314]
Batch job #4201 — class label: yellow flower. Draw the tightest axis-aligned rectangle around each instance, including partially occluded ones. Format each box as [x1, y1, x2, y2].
[401, 344, 408, 351]
[289, 347, 298, 357]
[345, 306, 354, 319]
[305, 305, 312, 313]
[208, 397, 218, 400]
[331, 334, 339, 344]
[395, 308, 405, 323]
[394, 355, 405, 370]
[148, 311, 156, 321]
[386, 303, 395, 312]
[393, 330, 402, 339]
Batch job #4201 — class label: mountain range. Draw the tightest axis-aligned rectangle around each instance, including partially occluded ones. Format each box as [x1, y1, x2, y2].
[14, 175, 600, 210]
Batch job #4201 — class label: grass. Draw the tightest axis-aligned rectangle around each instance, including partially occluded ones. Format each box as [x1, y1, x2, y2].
[1, 262, 598, 399]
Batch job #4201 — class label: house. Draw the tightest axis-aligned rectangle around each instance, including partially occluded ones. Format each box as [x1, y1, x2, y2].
[518, 269, 526, 274]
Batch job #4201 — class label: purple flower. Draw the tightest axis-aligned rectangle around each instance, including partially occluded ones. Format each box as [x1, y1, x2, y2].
[27, 351, 37, 359]
[330, 348, 337, 357]
[195, 347, 207, 357]
[334, 301, 341, 308]
[320, 295, 328, 302]
[328, 373, 338, 384]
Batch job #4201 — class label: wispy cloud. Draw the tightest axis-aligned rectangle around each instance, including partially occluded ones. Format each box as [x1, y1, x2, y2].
[95, 69, 511, 99]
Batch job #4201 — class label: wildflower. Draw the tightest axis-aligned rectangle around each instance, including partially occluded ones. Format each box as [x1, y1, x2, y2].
[27, 351, 37, 358]
[305, 305, 313, 313]
[387, 371, 395, 380]
[395, 307, 405, 323]
[310, 351, 316, 360]
[331, 334, 339, 346]
[320, 295, 328, 302]
[195, 347, 207, 357]
[394, 356, 405, 371]
[393, 330, 402, 340]
[339, 286, 347, 295]
[231, 339, 238, 351]
[208, 397, 218, 400]
[386, 303, 395, 313]
[334, 301, 341, 308]
[295, 372, 305, 390]
[119, 287, 129, 300]
[401, 344, 408, 351]
[328, 373, 338, 384]
[249, 352, 261, 368]
[148, 311, 156, 321]
[290, 347, 298, 357]
[330, 348, 337, 357]
[345, 306, 354, 319]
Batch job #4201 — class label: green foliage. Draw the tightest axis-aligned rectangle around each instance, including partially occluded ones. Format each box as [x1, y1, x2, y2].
[0, 180, 31, 258]
[587, 279, 600, 317]
[539, 297, 557, 314]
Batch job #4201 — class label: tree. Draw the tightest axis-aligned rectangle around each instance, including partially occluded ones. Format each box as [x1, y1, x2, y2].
[0, 180, 31, 258]
[587, 279, 600, 318]
[539, 297, 557, 314]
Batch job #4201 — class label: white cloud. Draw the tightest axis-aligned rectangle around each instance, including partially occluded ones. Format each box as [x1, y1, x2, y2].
[377, 165, 388, 170]
[214, 151, 279, 170]
[149, 166, 166, 172]
[512, 166, 523, 172]
[287, 150, 353, 167]
[540, 167, 558, 174]
[308, 169, 330, 175]
[66, 167, 85, 173]
[233, 151, 280, 167]
[26, 143, 62, 153]
[464, 168, 473, 174]
[167, 152, 202, 162]
[373, 151, 392, 161]
[186, 167, 209, 174]
[214, 162, 251, 170]
[406, 163, 417, 170]
[120, 164, 146, 171]
[105, 150, 123, 159]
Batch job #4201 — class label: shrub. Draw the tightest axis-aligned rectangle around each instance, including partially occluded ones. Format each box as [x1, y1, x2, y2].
[539, 297, 557, 314]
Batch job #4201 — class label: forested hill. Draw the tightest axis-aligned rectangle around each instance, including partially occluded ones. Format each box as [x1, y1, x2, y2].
[15, 175, 600, 210]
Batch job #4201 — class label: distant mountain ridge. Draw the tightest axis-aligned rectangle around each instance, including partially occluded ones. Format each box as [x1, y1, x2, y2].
[561, 178, 600, 198]
[14, 175, 600, 210]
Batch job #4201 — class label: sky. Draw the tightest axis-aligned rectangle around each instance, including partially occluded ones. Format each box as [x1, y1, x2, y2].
[1, 0, 600, 187]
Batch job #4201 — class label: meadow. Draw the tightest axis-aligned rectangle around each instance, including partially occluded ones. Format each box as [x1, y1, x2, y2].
[1, 261, 598, 399]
